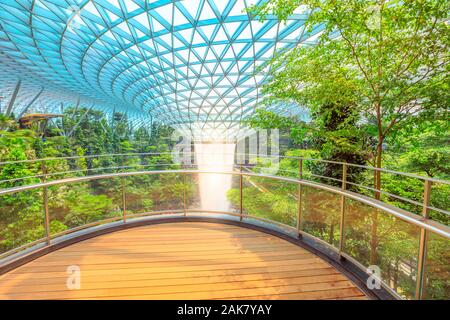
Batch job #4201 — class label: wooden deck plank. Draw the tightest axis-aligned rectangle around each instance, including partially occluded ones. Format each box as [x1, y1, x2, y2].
[55, 237, 288, 249]
[29, 246, 304, 261]
[1, 274, 350, 299]
[221, 288, 366, 300]
[0, 262, 333, 283]
[0, 268, 341, 292]
[40, 242, 297, 256]
[1, 280, 356, 300]
[18, 250, 312, 267]
[0, 222, 366, 300]
[15, 254, 316, 273]
[0, 259, 330, 281]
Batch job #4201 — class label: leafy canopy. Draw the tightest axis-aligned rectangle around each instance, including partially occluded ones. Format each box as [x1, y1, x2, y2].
[249, 0, 449, 168]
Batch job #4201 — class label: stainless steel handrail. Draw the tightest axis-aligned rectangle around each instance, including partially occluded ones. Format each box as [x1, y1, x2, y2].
[0, 168, 449, 299]
[1, 169, 447, 237]
[2, 153, 449, 216]
[2, 154, 449, 220]
[1, 151, 448, 184]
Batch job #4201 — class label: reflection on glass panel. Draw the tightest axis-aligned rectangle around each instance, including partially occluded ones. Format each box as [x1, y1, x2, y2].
[192, 172, 237, 213]
[124, 174, 157, 215]
[343, 199, 420, 299]
[0, 189, 44, 254]
[184, 173, 200, 212]
[48, 178, 122, 234]
[424, 232, 450, 300]
[186, 173, 201, 212]
[301, 186, 340, 247]
[236, 176, 297, 227]
[229, 174, 240, 214]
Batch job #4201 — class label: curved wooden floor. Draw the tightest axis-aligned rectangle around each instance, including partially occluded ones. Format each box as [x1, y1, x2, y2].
[0, 222, 366, 300]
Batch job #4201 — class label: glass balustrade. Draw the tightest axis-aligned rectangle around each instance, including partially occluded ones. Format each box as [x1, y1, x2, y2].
[0, 166, 448, 300]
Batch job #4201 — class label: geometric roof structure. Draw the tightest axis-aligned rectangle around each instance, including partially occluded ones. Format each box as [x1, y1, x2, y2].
[0, 0, 320, 137]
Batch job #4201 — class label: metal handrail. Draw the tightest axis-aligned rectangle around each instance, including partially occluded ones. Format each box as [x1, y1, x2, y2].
[2, 153, 448, 209]
[0, 168, 449, 299]
[2, 169, 446, 237]
[1, 153, 449, 221]
[1, 151, 448, 184]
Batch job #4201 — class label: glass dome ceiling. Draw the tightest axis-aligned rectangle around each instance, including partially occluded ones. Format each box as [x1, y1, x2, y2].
[0, 0, 320, 134]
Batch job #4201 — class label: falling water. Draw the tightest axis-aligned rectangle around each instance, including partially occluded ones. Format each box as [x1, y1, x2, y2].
[194, 143, 236, 211]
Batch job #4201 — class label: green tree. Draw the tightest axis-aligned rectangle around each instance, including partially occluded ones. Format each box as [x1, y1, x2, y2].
[250, 0, 449, 195]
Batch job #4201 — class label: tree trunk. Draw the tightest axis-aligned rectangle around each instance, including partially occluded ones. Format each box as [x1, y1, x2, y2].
[370, 209, 379, 265]
[370, 137, 384, 265]
[374, 141, 383, 200]
[387, 262, 391, 287]
[393, 259, 399, 291]
[329, 223, 334, 244]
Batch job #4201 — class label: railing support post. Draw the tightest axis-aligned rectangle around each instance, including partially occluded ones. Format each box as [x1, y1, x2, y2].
[43, 186, 50, 245]
[339, 163, 347, 256]
[183, 174, 187, 217]
[121, 176, 126, 223]
[41, 160, 50, 245]
[41, 160, 47, 182]
[121, 155, 126, 223]
[240, 164, 243, 221]
[415, 180, 432, 300]
[297, 159, 303, 238]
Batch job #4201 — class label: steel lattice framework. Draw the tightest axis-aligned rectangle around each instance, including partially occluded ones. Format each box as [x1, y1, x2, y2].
[0, 0, 319, 135]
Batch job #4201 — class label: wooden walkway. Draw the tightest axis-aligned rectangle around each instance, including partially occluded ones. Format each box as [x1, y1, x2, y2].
[0, 222, 366, 300]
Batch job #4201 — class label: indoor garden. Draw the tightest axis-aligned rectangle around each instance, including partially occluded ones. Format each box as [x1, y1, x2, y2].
[0, 0, 448, 301]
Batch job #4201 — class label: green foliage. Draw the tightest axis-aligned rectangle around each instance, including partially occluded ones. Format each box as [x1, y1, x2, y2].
[244, 1, 449, 298]
[385, 119, 450, 179]
[244, 109, 297, 130]
[0, 109, 185, 254]
[227, 178, 298, 227]
[246, 107, 368, 187]
[63, 192, 114, 227]
[0, 0, 448, 299]
[250, 0, 449, 171]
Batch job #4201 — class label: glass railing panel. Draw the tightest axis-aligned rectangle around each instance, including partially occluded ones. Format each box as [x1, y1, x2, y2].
[0, 189, 45, 255]
[124, 173, 184, 215]
[48, 178, 122, 235]
[423, 232, 450, 299]
[301, 186, 340, 247]
[123, 174, 157, 216]
[239, 175, 297, 227]
[226, 173, 249, 216]
[429, 181, 450, 226]
[229, 174, 241, 214]
[184, 173, 200, 212]
[343, 199, 420, 299]
[185, 173, 239, 212]
[190, 172, 238, 214]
